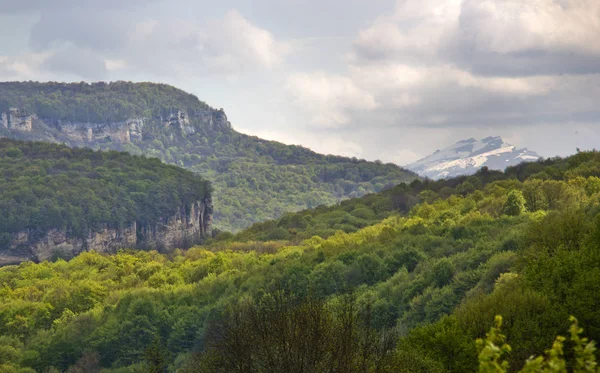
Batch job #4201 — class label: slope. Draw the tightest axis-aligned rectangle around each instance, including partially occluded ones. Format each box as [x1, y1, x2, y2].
[0, 81, 418, 232]
[231, 153, 576, 242]
[0, 138, 212, 263]
[1, 150, 599, 372]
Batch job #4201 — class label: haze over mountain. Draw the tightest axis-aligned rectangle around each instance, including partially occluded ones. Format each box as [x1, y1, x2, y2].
[406, 136, 541, 180]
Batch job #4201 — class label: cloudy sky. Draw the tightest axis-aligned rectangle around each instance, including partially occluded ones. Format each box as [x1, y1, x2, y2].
[1, 0, 599, 164]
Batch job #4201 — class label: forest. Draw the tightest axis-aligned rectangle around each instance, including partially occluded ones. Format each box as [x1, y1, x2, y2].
[1, 150, 599, 372]
[0, 81, 417, 232]
[0, 139, 211, 254]
[0, 81, 209, 123]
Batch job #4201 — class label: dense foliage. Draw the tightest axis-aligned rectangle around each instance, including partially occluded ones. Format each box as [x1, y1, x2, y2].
[0, 81, 417, 232]
[233, 152, 600, 242]
[0, 139, 210, 254]
[1, 150, 599, 372]
[0, 81, 208, 123]
[120, 128, 415, 232]
[475, 316, 600, 373]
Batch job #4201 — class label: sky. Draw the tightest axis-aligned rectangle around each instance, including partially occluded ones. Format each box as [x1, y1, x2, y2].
[1, 0, 599, 165]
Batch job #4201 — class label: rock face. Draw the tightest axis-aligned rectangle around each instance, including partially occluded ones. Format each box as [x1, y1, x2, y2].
[6, 198, 213, 262]
[1, 108, 36, 132]
[54, 118, 145, 143]
[0, 106, 232, 144]
[406, 136, 541, 180]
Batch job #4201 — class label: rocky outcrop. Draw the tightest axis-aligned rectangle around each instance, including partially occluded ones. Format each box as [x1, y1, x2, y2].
[5, 198, 213, 262]
[1, 108, 36, 132]
[192, 108, 231, 132]
[0, 106, 232, 144]
[20, 224, 138, 262]
[54, 117, 145, 143]
[137, 197, 213, 249]
[161, 109, 231, 135]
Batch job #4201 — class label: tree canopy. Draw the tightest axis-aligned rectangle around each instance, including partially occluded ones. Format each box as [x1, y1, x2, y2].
[0, 138, 211, 254]
[1, 150, 600, 372]
[0, 81, 417, 232]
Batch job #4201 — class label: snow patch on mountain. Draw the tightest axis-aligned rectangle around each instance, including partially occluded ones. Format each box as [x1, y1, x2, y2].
[405, 136, 541, 179]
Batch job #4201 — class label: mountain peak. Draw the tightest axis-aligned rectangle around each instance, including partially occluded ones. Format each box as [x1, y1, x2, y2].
[481, 135, 502, 143]
[406, 136, 540, 179]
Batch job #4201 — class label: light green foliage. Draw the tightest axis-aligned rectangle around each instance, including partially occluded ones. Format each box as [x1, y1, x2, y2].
[504, 189, 527, 216]
[478, 316, 599, 373]
[0, 150, 600, 371]
[477, 316, 512, 373]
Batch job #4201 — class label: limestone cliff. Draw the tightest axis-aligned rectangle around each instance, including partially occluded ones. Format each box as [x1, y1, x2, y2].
[0, 106, 231, 145]
[6, 197, 213, 262]
[1, 108, 36, 131]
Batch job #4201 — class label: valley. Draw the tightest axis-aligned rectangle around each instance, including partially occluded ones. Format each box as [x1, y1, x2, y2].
[1, 131, 599, 371]
[1, 1, 599, 372]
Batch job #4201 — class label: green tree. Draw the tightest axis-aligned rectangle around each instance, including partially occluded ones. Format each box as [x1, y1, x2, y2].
[143, 336, 169, 373]
[504, 190, 527, 216]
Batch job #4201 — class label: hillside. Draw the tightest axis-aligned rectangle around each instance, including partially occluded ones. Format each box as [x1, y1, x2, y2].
[232, 153, 578, 242]
[1, 150, 599, 372]
[406, 136, 540, 179]
[0, 81, 417, 232]
[0, 139, 212, 264]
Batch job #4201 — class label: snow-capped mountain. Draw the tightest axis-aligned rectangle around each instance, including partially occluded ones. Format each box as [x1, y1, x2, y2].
[405, 136, 540, 180]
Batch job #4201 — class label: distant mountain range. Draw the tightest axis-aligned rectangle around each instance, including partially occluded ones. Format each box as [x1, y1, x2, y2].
[405, 136, 540, 179]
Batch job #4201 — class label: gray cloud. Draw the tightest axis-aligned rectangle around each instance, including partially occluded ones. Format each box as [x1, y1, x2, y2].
[447, 0, 600, 76]
[350, 0, 600, 76]
[29, 8, 130, 52]
[17, 2, 291, 79]
[0, 0, 156, 13]
[42, 44, 108, 79]
[1, 0, 599, 165]
[286, 0, 600, 129]
[124, 11, 291, 76]
[279, 0, 600, 163]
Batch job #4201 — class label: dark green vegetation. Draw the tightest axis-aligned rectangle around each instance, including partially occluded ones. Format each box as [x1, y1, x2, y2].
[0, 81, 417, 232]
[234, 153, 600, 242]
[1, 150, 600, 372]
[0, 138, 210, 252]
[0, 81, 208, 123]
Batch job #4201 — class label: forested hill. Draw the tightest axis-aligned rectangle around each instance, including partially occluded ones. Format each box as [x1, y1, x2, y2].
[0, 81, 417, 231]
[1, 150, 599, 372]
[0, 138, 212, 263]
[233, 152, 598, 242]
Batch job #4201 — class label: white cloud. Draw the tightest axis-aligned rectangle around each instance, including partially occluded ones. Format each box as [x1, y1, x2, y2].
[125, 10, 292, 77]
[6, 8, 291, 80]
[351, 0, 461, 61]
[105, 59, 127, 71]
[284, 0, 600, 137]
[458, 0, 600, 55]
[213, 10, 291, 70]
[42, 44, 108, 79]
[0, 52, 48, 80]
[2, 0, 600, 164]
[285, 71, 377, 128]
